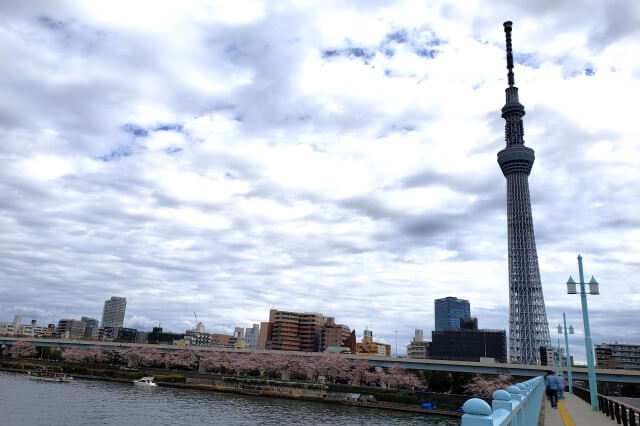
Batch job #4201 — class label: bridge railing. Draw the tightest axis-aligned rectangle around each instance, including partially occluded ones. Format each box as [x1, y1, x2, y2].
[461, 376, 544, 426]
[573, 385, 639, 426]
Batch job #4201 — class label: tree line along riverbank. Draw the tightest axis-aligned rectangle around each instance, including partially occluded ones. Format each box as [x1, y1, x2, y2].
[1, 358, 471, 416]
[1, 342, 521, 415]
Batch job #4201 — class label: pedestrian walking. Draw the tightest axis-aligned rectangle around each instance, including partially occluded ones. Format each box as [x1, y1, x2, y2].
[556, 373, 566, 399]
[544, 371, 553, 401]
[545, 371, 559, 408]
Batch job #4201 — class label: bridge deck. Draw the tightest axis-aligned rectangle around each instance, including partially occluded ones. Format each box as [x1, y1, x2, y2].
[544, 392, 608, 426]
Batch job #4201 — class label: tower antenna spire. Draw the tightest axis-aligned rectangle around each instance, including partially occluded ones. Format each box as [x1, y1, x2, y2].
[503, 21, 515, 87]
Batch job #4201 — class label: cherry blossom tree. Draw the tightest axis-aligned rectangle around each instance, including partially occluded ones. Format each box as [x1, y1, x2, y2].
[316, 354, 352, 384]
[121, 347, 143, 368]
[350, 359, 372, 386]
[135, 346, 166, 367]
[167, 349, 200, 370]
[465, 374, 514, 398]
[9, 341, 37, 358]
[84, 346, 108, 363]
[61, 348, 90, 362]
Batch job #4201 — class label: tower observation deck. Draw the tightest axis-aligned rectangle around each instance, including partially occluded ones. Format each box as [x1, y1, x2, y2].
[498, 22, 550, 364]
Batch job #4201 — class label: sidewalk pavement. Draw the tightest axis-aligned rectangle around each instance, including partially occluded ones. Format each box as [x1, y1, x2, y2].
[544, 392, 612, 426]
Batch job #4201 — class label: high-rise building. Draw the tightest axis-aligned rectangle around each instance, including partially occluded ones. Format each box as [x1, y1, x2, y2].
[244, 324, 260, 349]
[595, 343, 640, 370]
[498, 22, 550, 364]
[101, 296, 127, 328]
[264, 309, 332, 352]
[434, 297, 470, 331]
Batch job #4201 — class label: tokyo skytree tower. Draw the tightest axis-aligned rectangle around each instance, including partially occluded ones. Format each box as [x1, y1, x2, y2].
[498, 22, 551, 364]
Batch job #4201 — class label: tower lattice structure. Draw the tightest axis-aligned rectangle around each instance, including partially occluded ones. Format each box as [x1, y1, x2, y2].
[498, 22, 550, 364]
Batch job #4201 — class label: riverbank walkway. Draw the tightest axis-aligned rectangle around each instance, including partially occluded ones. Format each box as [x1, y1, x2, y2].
[544, 392, 609, 426]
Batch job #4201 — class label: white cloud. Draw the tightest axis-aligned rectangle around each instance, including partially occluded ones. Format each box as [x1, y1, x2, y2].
[0, 1, 638, 362]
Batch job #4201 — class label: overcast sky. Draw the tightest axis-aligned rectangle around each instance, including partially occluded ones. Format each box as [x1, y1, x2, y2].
[1, 1, 639, 361]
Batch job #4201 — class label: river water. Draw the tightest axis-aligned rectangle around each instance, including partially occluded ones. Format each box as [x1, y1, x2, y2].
[0, 371, 460, 425]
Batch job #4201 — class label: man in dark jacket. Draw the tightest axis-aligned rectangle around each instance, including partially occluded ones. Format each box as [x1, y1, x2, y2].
[545, 371, 559, 408]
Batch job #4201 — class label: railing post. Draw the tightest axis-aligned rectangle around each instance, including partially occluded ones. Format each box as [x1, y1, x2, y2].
[492, 389, 513, 425]
[622, 405, 629, 426]
[492, 389, 513, 410]
[616, 401, 622, 424]
[461, 398, 493, 426]
[507, 385, 524, 426]
[517, 382, 530, 422]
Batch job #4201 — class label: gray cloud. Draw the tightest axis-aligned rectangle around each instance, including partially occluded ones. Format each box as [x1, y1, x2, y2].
[0, 1, 637, 363]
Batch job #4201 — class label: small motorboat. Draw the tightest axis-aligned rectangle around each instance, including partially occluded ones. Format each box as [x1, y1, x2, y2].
[133, 376, 158, 386]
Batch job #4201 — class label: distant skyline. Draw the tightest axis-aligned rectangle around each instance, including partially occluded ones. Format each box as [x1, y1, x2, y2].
[1, 1, 639, 361]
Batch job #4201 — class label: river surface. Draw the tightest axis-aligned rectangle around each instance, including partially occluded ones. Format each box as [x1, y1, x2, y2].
[0, 371, 460, 425]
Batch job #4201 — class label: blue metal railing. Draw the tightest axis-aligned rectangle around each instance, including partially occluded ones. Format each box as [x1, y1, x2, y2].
[461, 376, 544, 426]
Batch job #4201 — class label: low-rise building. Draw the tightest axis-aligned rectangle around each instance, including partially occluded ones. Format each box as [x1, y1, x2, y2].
[102, 327, 137, 342]
[244, 324, 260, 349]
[135, 331, 148, 344]
[56, 319, 86, 339]
[356, 329, 391, 356]
[185, 330, 212, 346]
[596, 343, 640, 370]
[81, 317, 100, 339]
[407, 329, 430, 359]
[0, 316, 48, 337]
[321, 318, 353, 352]
[539, 346, 573, 367]
[147, 327, 184, 345]
[210, 333, 232, 347]
[430, 327, 507, 363]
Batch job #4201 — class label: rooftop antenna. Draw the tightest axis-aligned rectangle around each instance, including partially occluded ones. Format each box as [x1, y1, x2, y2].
[503, 21, 515, 87]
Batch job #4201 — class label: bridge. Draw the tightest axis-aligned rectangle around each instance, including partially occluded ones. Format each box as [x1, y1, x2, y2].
[3, 336, 640, 384]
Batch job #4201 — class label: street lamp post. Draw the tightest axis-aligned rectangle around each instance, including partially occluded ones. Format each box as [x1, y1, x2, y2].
[566, 254, 599, 410]
[557, 313, 574, 393]
[557, 338, 563, 374]
[551, 343, 560, 375]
